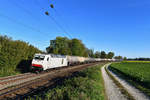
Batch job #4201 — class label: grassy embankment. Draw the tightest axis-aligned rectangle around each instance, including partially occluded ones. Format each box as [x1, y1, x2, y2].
[109, 61, 150, 96]
[26, 64, 106, 100]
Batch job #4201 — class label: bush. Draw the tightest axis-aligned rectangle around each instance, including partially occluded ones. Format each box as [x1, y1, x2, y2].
[0, 35, 41, 77]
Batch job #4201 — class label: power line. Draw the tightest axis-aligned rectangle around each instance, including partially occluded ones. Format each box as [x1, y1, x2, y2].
[8, 0, 39, 21]
[33, 0, 46, 10]
[7, 0, 73, 39]
[0, 13, 54, 47]
[17, 0, 67, 38]
[34, 0, 73, 38]
[48, 0, 75, 39]
[49, 16, 72, 38]
[48, 15, 73, 38]
[7, 0, 59, 40]
[48, 0, 74, 38]
[51, 6, 75, 38]
[0, 13, 52, 40]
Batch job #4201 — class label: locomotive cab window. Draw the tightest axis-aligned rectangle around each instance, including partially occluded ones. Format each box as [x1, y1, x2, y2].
[34, 55, 45, 60]
[47, 57, 49, 61]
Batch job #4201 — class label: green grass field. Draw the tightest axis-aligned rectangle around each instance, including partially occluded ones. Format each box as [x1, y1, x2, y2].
[109, 61, 150, 96]
[26, 64, 106, 100]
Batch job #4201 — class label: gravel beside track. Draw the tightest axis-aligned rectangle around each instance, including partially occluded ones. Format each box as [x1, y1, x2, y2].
[0, 73, 33, 82]
[0, 73, 36, 90]
[101, 64, 128, 100]
[0, 73, 30, 80]
[0, 62, 101, 99]
[107, 65, 150, 100]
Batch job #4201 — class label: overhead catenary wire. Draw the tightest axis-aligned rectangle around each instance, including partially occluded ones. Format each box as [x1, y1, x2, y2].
[48, 0, 76, 39]
[8, 0, 40, 21]
[7, 0, 54, 37]
[2, 0, 67, 50]
[34, 0, 73, 39]
[0, 13, 52, 41]
[50, 5, 75, 39]
[6, 0, 73, 39]
[46, 13, 73, 39]
[0, 12, 54, 49]
[7, 0, 61, 43]
[29, 0, 67, 37]
[48, 0, 74, 38]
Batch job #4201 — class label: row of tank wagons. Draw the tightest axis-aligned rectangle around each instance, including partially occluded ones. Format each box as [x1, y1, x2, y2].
[67, 56, 96, 65]
[67, 56, 116, 65]
[31, 53, 116, 71]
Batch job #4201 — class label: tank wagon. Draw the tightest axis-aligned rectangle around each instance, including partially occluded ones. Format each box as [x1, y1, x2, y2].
[31, 53, 116, 72]
[67, 56, 81, 65]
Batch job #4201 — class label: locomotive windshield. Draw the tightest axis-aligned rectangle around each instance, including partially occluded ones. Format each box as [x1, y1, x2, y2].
[34, 55, 45, 60]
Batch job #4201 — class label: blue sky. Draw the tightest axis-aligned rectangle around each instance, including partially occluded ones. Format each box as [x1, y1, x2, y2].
[0, 0, 150, 58]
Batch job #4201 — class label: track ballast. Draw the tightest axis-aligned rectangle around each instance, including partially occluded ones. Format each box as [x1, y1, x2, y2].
[0, 62, 102, 99]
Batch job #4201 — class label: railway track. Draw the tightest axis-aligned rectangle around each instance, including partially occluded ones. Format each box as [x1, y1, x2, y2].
[0, 62, 101, 100]
[0, 73, 31, 81]
[0, 73, 36, 90]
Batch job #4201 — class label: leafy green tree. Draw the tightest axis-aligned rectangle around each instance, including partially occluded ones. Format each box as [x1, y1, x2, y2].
[94, 51, 101, 58]
[100, 51, 106, 58]
[71, 38, 88, 57]
[46, 37, 88, 57]
[114, 56, 123, 60]
[0, 44, 1, 53]
[107, 52, 114, 59]
[71, 39, 81, 56]
[46, 36, 116, 58]
[87, 48, 95, 58]
[123, 57, 127, 60]
[0, 35, 41, 75]
[46, 37, 71, 55]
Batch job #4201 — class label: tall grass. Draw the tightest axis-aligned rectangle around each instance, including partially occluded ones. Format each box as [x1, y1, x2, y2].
[26, 64, 105, 100]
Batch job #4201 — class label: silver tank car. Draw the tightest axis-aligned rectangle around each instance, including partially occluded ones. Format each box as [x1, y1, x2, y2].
[67, 56, 81, 65]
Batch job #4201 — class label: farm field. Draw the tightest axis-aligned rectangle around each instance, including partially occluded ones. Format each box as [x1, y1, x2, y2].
[26, 64, 105, 100]
[109, 61, 150, 96]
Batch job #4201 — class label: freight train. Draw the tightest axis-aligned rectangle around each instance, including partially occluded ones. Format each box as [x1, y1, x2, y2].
[30, 53, 116, 72]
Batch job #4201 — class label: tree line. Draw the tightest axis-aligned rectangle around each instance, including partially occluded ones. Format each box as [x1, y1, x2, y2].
[46, 36, 115, 59]
[0, 35, 122, 76]
[127, 58, 150, 61]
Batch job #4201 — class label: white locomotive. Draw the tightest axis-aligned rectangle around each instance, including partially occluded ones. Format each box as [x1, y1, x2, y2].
[30, 53, 115, 71]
